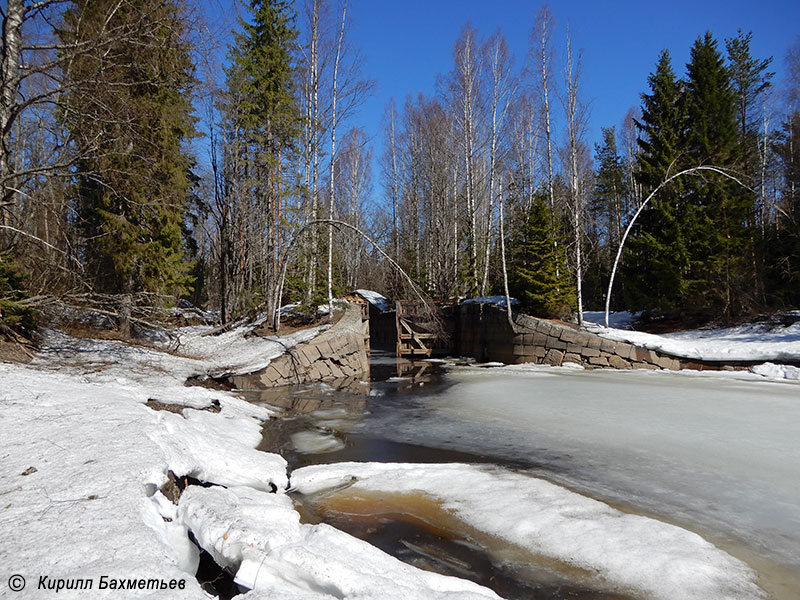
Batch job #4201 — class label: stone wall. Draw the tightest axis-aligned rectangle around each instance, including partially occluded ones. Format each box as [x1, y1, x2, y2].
[229, 303, 370, 388]
[456, 303, 756, 371]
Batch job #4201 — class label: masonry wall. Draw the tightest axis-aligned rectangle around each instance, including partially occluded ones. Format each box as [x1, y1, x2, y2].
[229, 303, 371, 388]
[456, 304, 754, 371]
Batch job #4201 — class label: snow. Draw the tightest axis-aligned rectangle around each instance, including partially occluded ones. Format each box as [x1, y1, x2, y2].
[175, 321, 326, 378]
[0, 324, 502, 600]
[582, 310, 639, 329]
[178, 485, 500, 600]
[354, 289, 391, 312]
[461, 295, 519, 308]
[752, 362, 800, 380]
[292, 462, 764, 600]
[585, 316, 800, 363]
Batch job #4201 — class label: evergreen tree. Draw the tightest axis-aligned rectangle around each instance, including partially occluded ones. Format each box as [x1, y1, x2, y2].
[725, 29, 774, 172]
[62, 0, 198, 302]
[228, 0, 299, 151]
[765, 112, 800, 305]
[592, 126, 628, 254]
[509, 196, 574, 317]
[0, 253, 36, 335]
[625, 50, 690, 310]
[684, 32, 753, 315]
[218, 0, 299, 319]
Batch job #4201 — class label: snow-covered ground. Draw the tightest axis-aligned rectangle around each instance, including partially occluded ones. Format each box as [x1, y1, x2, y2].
[0, 326, 502, 599]
[1, 316, 790, 599]
[583, 311, 800, 377]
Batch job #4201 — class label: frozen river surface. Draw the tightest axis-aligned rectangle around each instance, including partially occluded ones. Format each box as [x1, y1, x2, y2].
[350, 364, 800, 589]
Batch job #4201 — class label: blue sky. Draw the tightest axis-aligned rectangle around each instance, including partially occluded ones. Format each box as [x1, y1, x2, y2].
[345, 0, 798, 145]
[200, 0, 799, 195]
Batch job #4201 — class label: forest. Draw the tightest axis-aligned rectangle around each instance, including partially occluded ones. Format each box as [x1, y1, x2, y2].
[1, 0, 798, 338]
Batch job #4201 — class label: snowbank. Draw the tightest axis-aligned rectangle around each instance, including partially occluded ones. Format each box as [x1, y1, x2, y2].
[586, 317, 800, 363]
[751, 362, 800, 380]
[582, 311, 640, 330]
[178, 485, 499, 599]
[0, 326, 300, 597]
[176, 321, 325, 378]
[293, 462, 765, 600]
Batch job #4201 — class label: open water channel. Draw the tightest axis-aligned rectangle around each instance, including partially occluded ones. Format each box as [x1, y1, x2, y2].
[241, 351, 800, 600]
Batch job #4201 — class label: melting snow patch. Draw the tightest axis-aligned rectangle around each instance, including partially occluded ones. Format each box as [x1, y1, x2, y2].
[292, 462, 766, 600]
[290, 430, 346, 454]
[177, 485, 500, 599]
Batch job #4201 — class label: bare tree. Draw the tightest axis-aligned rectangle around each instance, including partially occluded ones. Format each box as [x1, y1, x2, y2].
[530, 6, 556, 211]
[562, 28, 588, 326]
[479, 30, 517, 295]
[448, 23, 483, 294]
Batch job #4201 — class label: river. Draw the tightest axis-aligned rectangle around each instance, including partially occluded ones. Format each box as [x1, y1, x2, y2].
[244, 351, 800, 600]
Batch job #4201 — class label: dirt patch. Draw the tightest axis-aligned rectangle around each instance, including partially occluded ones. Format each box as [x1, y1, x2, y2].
[145, 398, 222, 415]
[0, 337, 35, 363]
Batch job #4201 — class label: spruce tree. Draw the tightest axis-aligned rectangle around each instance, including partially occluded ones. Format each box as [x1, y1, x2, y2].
[509, 197, 575, 318]
[62, 0, 197, 302]
[684, 32, 753, 315]
[592, 126, 628, 254]
[219, 0, 299, 317]
[625, 50, 690, 310]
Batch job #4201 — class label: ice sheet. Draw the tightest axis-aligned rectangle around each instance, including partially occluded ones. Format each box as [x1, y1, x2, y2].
[355, 366, 800, 578]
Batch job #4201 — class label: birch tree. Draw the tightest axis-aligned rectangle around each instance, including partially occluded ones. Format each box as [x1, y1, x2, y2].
[562, 29, 588, 326]
[479, 30, 516, 295]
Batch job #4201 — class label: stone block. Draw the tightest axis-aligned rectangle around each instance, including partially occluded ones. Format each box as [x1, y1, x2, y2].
[543, 349, 564, 366]
[296, 350, 312, 368]
[580, 347, 601, 358]
[563, 353, 582, 365]
[533, 332, 548, 346]
[534, 346, 547, 358]
[549, 338, 567, 350]
[567, 343, 584, 354]
[588, 356, 609, 367]
[586, 335, 603, 349]
[600, 338, 617, 353]
[559, 327, 582, 344]
[633, 346, 649, 363]
[632, 361, 658, 370]
[607, 355, 631, 369]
